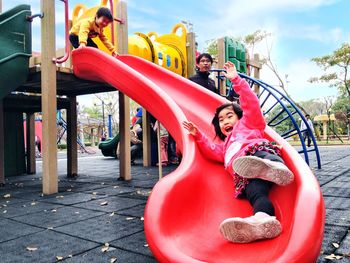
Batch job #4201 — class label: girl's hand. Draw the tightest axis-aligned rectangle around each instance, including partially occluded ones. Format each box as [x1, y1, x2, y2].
[112, 51, 119, 58]
[182, 121, 198, 136]
[223, 61, 238, 81]
[78, 43, 86, 49]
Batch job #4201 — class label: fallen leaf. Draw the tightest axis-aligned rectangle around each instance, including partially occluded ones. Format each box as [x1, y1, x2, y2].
[31, 202, 36, 206]
[75, 211, 80, 214]
[51, 209, 57, 213]
[126, 217, 135, 221]
[100, 201, 108, 206]
[47, 227, 54, 230]
[332, 243, 339, 248]
[101, 182, 105, 185]
[66, 189, 72, 192]
[3, 194, 11, 198]
[110, 212, 115, 217]
[110, 257, 117, 263]
[113, 186, 119, 189]
[68, 255, 73, 258]
[140, 217, 144, 221]
[56, 195, 64, 199]
[26, 246, 38, 252]
[56, 256, 64, 261]
[144, 244, 149, 247]
[3, 210, 7, 214]
[101, 243, 110, 252]
[324, 254, 343, 260]
[92, 192, 98, 195]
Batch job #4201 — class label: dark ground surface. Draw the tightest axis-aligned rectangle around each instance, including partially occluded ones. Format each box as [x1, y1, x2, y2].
[0, 146, 349, 262]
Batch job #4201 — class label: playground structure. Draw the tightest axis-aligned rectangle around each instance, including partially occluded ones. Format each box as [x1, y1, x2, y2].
[0, 0, 324, 262]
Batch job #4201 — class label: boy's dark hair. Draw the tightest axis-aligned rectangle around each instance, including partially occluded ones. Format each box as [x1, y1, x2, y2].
[212, 102, 243, 141]
[96, 7, 113, 21]
[196, 53, 213, 64]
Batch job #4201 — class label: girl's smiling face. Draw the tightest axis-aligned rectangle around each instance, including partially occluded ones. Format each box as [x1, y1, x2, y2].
[218, 107, 239, 137]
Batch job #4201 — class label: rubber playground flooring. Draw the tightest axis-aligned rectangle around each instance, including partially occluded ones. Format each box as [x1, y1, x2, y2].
[0, 146, 349, 262]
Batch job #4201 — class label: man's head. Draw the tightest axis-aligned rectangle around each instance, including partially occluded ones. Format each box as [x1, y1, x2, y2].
[305, 114, 310, 119]
[196, 53, 213, 72]
[95, 7, 113, 28]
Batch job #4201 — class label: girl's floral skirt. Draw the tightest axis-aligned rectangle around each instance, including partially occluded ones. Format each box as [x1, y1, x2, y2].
[233, 141, 282, 198]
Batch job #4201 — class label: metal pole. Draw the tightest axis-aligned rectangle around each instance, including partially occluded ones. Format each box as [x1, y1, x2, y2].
[102, 100, 106, 132]
[108, 114, 112, 138]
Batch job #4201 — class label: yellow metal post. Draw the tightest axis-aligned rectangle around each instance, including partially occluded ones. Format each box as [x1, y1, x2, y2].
[41, 0, 58, 194]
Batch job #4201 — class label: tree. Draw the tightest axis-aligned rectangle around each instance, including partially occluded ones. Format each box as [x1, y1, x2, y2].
[240, 30, 270, 59]
[298, 99, 326, 116]
[204, 30, 308, 115]
[204, 38, 218, 58]
[310, 43, 350, 139]
[332, 95, 350, 138]
[310, 43, 350, 101]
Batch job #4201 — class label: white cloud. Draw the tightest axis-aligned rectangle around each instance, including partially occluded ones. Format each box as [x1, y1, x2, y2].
[260, 58, 339, 102]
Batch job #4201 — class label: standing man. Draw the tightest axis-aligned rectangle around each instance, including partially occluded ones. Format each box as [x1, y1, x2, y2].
[300, 114, 314, 147]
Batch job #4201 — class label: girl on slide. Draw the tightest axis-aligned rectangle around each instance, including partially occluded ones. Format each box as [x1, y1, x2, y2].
[182, 61, 294, 243]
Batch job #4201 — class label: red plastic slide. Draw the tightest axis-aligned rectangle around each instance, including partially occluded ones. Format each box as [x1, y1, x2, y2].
[72, 48, 325, 263]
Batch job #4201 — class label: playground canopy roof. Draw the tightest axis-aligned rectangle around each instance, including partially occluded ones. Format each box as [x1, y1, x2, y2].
[314, 114, 336, 122]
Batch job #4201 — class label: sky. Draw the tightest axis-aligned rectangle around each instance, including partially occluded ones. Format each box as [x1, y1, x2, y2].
[3, 0, 350, 106]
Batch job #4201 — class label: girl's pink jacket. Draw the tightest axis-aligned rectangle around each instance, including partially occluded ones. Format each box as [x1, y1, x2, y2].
[193, 75, 268, 175]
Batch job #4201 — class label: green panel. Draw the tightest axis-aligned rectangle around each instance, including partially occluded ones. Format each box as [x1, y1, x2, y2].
[229, 58, 240, 69]
[239, 61, 247, 73]
[237, 42, 246, 61]
[4, 111, 26, 176]
[228, 46, 236, 58]
[0, 4, 32, 99]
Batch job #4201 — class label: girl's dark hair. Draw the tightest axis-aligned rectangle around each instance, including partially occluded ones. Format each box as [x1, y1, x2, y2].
[196, 53, 213, 64]
[96, 7, 113, 21]
[211, 103, 243, 141]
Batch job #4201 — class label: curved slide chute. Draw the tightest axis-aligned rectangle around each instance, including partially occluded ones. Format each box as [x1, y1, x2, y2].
[72, 47, 324, 263]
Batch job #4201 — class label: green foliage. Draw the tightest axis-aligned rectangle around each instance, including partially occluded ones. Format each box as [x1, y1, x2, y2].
[204, 38, 218, 58]
[241, 30, 270, 55]
[265, 104, 295, 135]
[298, 99, 326, 116]
[310, 43, 350, 99]
[81, 105, 102, 119]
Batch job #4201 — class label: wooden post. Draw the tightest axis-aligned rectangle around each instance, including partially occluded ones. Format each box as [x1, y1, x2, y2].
[116, 1, 131, 180]
[253, 53, 261, 94]
[217, 38, 225, 95]
[67, 97, 78, 177]
[41, 0, 58, 194]
[91, 128, 95, 147]
[186, 32, 196, 78]
[142, 109, 151, 167]
[26, 113, 36, 174]
[0, 100, 4, 185]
